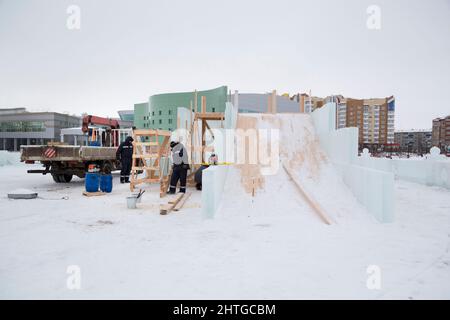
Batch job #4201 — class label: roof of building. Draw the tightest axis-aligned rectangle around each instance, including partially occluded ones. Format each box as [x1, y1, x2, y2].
[233, 93, 300, 113]
[0, 108, 80, 118]
[0, 108, 27, 115]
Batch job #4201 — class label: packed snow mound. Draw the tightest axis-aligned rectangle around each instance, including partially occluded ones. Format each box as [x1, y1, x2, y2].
[0, 151, 20, 167]
[223, 113, 369, 223]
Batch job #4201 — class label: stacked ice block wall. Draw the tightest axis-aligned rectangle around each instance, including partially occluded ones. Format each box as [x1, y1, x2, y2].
[355, 147, 450, 189]
[201, 101, 238, 218]
[311, 103, 395, 223]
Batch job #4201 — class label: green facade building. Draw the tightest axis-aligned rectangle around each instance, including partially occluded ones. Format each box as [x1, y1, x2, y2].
[133, 102, 150, 129]
[134, 86, 228, 131]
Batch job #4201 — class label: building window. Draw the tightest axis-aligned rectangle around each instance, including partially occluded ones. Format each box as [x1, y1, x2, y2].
[0, 121, 46, 132]
[168, 110, 172, 115]
[212, 107, 215, 112]
[168, 119, 172, 124]
[159, 110, 162, 116]
[159, 119, 162, 124]
[152, 120, 154, 125]
[152, 111, 155, 116]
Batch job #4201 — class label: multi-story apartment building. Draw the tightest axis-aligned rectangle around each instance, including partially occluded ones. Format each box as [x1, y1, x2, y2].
[290, 93, 396, 150]
[0, 108, 81, 151]
[333, 95, 395, 151]
[432, 116, 450, 153]
[394, 130, 432, 154]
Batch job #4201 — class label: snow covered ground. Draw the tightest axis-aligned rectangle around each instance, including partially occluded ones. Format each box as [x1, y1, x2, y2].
[0, 156, 449, 299]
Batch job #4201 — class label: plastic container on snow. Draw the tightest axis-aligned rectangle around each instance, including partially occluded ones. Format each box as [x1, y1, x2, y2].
[100, 174, 113, 193]
[85, 172, 100, 192]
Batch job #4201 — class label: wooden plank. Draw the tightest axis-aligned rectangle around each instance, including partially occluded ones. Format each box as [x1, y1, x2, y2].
[134, 142, 159, 146]
[201, 96, 206, 113]
[168, 193, 184, 204]
[194, 90, 198, 113]
[204, 121, 215, 139]
[133, 154, 159, 159]
[155, 129, 172, 137]
[160, 193, 184, 215]
[282, 162, 332, 225]
[173, 192, 191, 211]
[82, 191, 106, 197]
[131, 177, 160, 185]
[133, 129, 158, 135]
[195, 112, 225, 121]
[131, 166, 159, 171]
[159, 204, 172, 215]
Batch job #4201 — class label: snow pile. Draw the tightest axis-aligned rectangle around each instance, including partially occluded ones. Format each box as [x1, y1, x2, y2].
[0, 151, 20, 167]
[226, 113, 368, 223]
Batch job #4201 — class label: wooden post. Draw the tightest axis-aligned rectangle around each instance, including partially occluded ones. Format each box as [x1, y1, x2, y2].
[300, 94, 305, 113]
[201, 96, 206, 114]
[194, 90, 198, 113]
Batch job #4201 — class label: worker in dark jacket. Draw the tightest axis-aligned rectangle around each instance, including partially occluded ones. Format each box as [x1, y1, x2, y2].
[116, 136, 134, 183]
[168, 141, 189, 194]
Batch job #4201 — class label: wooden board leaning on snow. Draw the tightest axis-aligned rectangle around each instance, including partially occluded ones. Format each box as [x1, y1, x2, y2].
[82, 191, 106, 197]
[160, 192, 191, 215]
[282, 162, 333, 225]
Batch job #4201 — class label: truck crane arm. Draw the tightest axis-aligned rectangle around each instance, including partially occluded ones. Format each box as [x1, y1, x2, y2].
[81, 115, 120, 133]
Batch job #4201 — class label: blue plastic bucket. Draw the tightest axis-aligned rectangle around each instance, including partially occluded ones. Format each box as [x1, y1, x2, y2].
[85, 173, 100, 192]
[100, 174, 113, 193]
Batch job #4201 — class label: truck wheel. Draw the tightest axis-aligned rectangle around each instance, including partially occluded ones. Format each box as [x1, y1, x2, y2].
[62, 174, 73, 183]
[52, 174, 73, 183]
[52, 174, 62, 183]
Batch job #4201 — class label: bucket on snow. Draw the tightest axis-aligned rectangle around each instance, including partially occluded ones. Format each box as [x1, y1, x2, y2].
[132, 192, 143, 203]
[126, 196, 138, 209]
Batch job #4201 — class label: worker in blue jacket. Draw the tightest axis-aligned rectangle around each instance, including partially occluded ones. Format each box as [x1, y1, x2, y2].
[116, 136, 134, 183]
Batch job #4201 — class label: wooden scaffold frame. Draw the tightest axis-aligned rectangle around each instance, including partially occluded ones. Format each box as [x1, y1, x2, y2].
[185, 94, 225, 185]
[130, 129, 171, 197]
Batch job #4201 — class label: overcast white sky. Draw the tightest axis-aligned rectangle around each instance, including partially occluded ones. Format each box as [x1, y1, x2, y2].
[0, 0, 449, 129]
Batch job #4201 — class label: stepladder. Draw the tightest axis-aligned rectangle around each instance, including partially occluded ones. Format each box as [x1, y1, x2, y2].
[130, 129, 171, 197]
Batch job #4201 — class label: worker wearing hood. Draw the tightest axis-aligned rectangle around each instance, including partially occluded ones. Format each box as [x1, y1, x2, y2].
[116, 136, 134, 183]
[168, 141, 189, 194]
